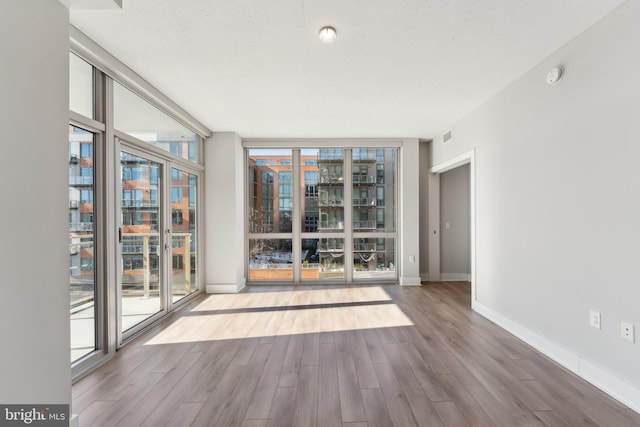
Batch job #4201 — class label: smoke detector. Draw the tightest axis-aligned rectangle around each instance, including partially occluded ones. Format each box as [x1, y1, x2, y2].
[546, 66, 564, 85]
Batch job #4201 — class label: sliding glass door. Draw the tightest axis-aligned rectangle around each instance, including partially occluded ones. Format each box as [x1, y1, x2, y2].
[170, 168, 198, 303]
[119, 149, 165, 335]
[69, 50, 205, 378]
[118, 140, 202, 341]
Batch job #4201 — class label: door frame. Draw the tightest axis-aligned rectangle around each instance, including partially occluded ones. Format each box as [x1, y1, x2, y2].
[429, 149, 476, 304]
[117, 139, 170, 343]
[115, 134, 204, 345]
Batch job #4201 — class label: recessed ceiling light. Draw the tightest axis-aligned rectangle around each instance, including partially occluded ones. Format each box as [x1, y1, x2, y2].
[319, 26, 337, 43]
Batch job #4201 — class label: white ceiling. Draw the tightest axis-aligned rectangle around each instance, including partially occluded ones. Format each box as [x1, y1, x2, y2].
[70, 0, 627, 139]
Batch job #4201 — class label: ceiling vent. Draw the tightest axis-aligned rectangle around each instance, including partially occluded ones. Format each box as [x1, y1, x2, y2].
[442, 129, 453, 144]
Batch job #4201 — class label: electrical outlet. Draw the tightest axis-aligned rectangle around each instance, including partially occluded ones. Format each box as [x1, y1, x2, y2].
[590, 311, 601, 329]
[621, 322, 635, 343]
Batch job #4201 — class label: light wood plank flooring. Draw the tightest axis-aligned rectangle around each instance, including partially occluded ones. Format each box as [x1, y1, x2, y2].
[73, 282, 640, 426]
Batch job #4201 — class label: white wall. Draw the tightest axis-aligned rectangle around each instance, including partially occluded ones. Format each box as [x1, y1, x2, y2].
[431, 0, 640, 403]
[0, 0, 71, 404]
[204, 132, 246, 292]
[440, 164, 470, 279]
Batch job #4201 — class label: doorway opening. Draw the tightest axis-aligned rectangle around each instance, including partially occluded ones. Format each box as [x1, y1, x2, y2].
[428, 149, 476, 304]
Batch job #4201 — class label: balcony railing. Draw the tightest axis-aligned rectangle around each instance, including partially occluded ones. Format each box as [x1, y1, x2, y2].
[353, 242, 376, 251]
[249, 263, 293, 270]
[318, 242, 345, 251]
[318, 199, 344, 207]
[69, 234, 94, 256]
[352, 197, 376, 207]
[69, 176, 93, 186]
[71, 232, 194, 297]
[318, 221, 344, 230]
[121, 200, 159, 208]
[69, 222, 93, 232]
[352, 220, 377, 230]
[352, 175, 376, 184]
[352, 153, 377, 162]
[318, 152, 344, 161]
[122, 243, 160, 254]
[319, 176, 344, 184]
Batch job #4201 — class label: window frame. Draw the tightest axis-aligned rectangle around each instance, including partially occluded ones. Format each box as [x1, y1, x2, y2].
[69, 29, 209, 381]
[245, 144, 398, 284]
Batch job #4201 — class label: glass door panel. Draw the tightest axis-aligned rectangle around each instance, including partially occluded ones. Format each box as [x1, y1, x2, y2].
[170, 168, 198, 303]
[69, 125, 97, 362]
[119, 151, 163, 333]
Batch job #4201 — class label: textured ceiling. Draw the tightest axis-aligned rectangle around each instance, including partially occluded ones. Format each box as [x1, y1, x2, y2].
[70, 0, 627, 138]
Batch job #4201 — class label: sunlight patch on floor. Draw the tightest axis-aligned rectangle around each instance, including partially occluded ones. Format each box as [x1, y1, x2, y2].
[144, 287, 412, 345]
[189, 286, 392, 312]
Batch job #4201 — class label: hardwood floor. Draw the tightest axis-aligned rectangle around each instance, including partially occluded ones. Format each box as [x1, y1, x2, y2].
[72, 282, 640, 426]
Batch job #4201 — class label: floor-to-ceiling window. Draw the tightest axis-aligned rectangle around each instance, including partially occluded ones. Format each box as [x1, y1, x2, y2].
[247, 150, 294, 281]
[352, 148, 396, 280]
[69, 53, 102, 365]
[69, 125, 98, 362]
[247, 146, 397, 283]
[68, 40, 207, 378]
[304, 148, 346, 280]
[114, 82, 203, 342]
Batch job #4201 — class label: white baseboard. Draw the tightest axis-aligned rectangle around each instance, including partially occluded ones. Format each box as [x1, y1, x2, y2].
[441, 273, 471, 281]
[206, 280, 246, 294]
[70, 414, 79, 427]
[420, 273, 472, 282]
[400, 276, 422, 286]
[472, 300, 640, 414]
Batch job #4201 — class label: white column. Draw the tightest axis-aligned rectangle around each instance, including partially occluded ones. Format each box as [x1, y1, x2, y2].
[204, 132, 246, 293]
[399, 138, 422, 285]
[0, 0, 71, 405]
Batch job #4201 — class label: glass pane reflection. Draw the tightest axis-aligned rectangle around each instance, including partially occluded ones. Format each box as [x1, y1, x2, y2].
[120, 151, 163, 332]
[247, 150, 293, 233]
[171, 169, 198, 303]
